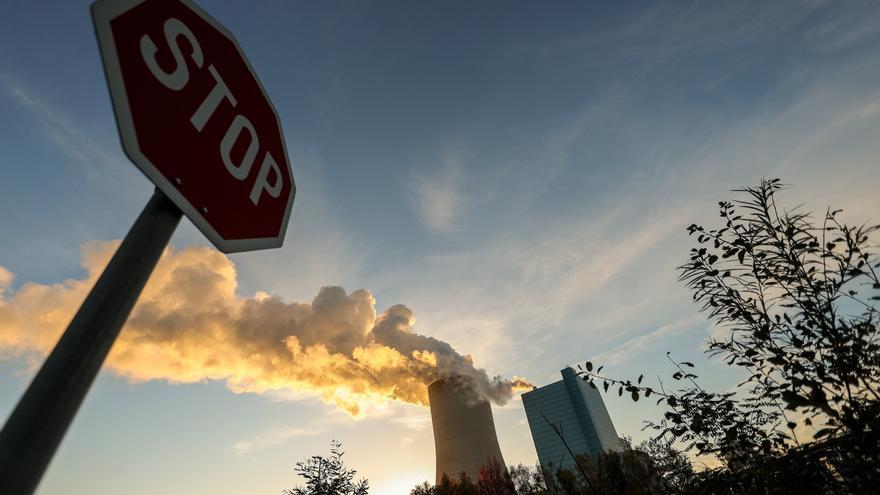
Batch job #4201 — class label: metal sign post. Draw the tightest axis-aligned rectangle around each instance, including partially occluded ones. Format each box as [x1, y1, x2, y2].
[0, 189, 181, 494]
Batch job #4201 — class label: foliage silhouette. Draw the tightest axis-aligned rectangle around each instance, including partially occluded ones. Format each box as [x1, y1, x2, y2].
[411, 444, 674, 495]
[508, 463, 550, 495]
[410, 460, 515, 495]
[410, 481, 436, 495]
[285, 440, 369, 495]
[576, 178, 880, 492]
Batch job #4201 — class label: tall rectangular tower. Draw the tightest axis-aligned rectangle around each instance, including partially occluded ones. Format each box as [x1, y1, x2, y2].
[521, 367, 623, 472]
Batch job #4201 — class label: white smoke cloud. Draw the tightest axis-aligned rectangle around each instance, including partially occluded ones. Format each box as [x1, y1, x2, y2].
[0, 241, 531, 416]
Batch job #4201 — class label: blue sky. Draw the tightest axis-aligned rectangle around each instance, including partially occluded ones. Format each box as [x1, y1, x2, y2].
[1, 1, 880, 493]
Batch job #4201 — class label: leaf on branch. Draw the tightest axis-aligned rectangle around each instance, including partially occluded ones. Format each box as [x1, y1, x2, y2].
[781, 391, 810, 409]
[690, 414, 703, 433]
[767, 356, 787, 366]
[814, 428, 834, 439]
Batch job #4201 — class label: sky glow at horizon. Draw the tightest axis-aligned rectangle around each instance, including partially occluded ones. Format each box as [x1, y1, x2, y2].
[1, 1, 880, 494]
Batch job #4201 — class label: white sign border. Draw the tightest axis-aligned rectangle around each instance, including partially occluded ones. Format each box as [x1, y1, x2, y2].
[91, 0, 296, 253]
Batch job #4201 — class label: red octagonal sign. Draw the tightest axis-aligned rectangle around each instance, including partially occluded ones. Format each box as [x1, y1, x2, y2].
[92, 0, 295, 252]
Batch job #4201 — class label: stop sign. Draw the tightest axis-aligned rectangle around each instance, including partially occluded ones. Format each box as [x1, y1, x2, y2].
[92, 0, 295, 253]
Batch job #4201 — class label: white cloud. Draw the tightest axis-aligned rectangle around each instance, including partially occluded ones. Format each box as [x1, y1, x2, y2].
[390, 411, 432, 432]
[409, 153, 468, 233]
[233, 424, 323, 457]
[0, 267, 12, 294]
[230, 144, 367, 302]
[589, 315, 706, 367]
[802, 1, 880, 52]
[374, 199, 685, 378]
[0, 75, 141, 197]
[376, 13, 880, 388]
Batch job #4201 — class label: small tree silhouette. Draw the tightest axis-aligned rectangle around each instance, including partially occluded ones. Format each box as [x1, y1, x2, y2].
[285, 440, 369, 495]
[477, 458, 516, 495]
[409, 481, 436, 495]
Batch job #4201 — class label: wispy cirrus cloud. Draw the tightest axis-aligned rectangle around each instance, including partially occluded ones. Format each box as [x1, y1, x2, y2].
[389, 409, 432, 431]
[0, 267, 12, 294]
[0, 75, 140, 196]
[409, 152, 468, 233]
[233, 424, 323, 457]
[588, 315, 707, 367]
[378, 3, 880, 384]
[374, 199, 685, 377]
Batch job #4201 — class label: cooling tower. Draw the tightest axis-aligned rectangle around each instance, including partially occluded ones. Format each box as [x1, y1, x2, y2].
[428, 375, 507, 484]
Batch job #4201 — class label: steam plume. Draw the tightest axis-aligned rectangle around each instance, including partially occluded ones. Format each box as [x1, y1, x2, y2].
[0, 241, 531, 416]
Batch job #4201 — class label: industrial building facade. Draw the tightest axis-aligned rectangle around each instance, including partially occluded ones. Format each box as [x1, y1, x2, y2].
[522, 367, 623, 472]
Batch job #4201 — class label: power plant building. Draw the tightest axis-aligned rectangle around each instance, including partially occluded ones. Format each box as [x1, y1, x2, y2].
[428, 375, 507, 484]
[522, 367, 623, 472]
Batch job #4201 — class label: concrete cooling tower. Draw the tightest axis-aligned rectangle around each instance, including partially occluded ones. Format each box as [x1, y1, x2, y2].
[428, 375, 507, 484]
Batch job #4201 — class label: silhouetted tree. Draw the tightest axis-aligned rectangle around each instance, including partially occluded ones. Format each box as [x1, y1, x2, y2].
[576, 178, 880, 493]
[426, 472, 481, 495]
[635, 437, 695, 492]
[415, 446, 677, 495]
[410, 481, 436, 495]
[414, 462, 523, 495]
[434, 473, 456, 495]
[285, 440, 369, 495]
[477, 458, 516, 495]
[508, 463, 550, 495]
[679, 178, 880, 482]
[551, 442, 669, 495]
[455, 472, 480, 495]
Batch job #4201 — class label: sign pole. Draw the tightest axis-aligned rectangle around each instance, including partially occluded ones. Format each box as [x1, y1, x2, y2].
[0, 189, 182, 495]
